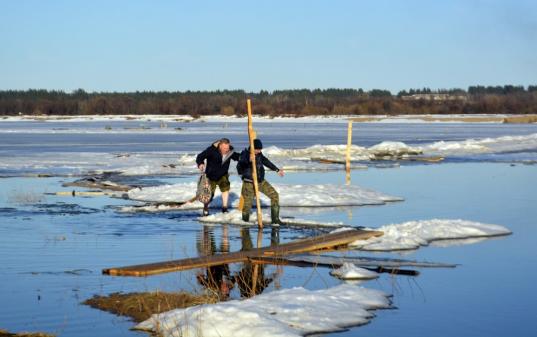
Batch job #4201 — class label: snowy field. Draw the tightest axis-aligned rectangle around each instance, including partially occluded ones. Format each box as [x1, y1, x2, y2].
[1, 113, 533, 124]
[0, 117, 535, 337]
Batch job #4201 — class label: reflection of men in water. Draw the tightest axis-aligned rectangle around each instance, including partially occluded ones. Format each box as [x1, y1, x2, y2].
[196, 225, 234, 300]
[234, 228, 274, 298]
[196, 265, 232, 300]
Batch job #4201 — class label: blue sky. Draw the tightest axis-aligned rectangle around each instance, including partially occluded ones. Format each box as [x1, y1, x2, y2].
[0, 0, 536, 93]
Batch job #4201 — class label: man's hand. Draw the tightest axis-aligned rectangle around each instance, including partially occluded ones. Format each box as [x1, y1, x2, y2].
[278, 169, 285, 177]
[198, 164, 205, 172]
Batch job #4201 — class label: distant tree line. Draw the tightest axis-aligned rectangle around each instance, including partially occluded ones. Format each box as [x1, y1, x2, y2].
[1, 85, 536, 117]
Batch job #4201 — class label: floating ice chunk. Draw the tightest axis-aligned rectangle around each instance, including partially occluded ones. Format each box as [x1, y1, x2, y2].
[264, 133, 537, 162]
[264, 142, 422, 162]
[264, 144, 371, 162]
[135, 284, 391, 337]
[330, 263, 379, 280]
[368, 141, 422, 156]
[424, 133, 537, 155]
[425, 140, 489, 154]
[350, 219, 511, 251]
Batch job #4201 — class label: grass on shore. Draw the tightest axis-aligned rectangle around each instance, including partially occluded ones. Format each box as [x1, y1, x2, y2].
[83, 291, 219, 323]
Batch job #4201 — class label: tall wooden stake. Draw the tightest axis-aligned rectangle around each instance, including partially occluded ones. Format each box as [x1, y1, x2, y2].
[247, 99, 263, 229]
[345, 120, 353, 185]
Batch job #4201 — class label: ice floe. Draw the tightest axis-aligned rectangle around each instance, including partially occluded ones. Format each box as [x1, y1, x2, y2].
[423, 133, 537, 156]
[349, 219, 512, 251]
[126, 182, 403, 209]
[135, 283, 391, 337]
[330, 263, 379, 280]
[263, 142, 422, 162]
[265, 133, 537, 162]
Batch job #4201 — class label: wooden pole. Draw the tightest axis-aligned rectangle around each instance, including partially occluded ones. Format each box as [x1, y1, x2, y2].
[251, 260, 260, 297]
[345, 120, 352, 185]
[247, 99, 264, 229]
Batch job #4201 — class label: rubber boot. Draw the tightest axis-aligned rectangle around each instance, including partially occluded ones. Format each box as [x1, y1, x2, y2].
[242, 212, 250, 222]
[271, 204, 282, 225]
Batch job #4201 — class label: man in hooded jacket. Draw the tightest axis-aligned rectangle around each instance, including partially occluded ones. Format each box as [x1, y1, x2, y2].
[196, 138, 240, 215]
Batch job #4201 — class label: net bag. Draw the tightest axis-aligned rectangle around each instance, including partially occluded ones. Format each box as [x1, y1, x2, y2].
[196, 174, 212, 204]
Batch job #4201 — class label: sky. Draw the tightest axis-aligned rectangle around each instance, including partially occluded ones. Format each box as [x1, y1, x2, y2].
[0, 0, 536, 93]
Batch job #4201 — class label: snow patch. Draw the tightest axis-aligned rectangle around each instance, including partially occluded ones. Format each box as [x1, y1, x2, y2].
[350, 219, 511, 251]
[198, 210, 346, 227]
[330, 263, 379, 280]
[135, 284, 391, 337]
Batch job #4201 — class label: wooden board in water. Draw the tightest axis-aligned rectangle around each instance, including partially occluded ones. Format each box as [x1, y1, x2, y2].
[103, 229, 383, 277]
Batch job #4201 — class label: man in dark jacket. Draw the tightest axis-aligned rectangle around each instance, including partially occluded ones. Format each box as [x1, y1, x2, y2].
[196, 138, 240, 215]
[237, 139, 285, 224]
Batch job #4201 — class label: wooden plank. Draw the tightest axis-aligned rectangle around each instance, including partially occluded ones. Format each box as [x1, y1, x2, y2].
[103, 229, 383, 277]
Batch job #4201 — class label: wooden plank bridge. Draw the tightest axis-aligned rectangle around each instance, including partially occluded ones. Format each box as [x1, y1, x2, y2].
[103, 229, 383, 277]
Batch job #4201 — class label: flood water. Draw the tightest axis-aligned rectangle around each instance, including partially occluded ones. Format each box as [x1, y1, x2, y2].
[0, 119, 536, 336]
